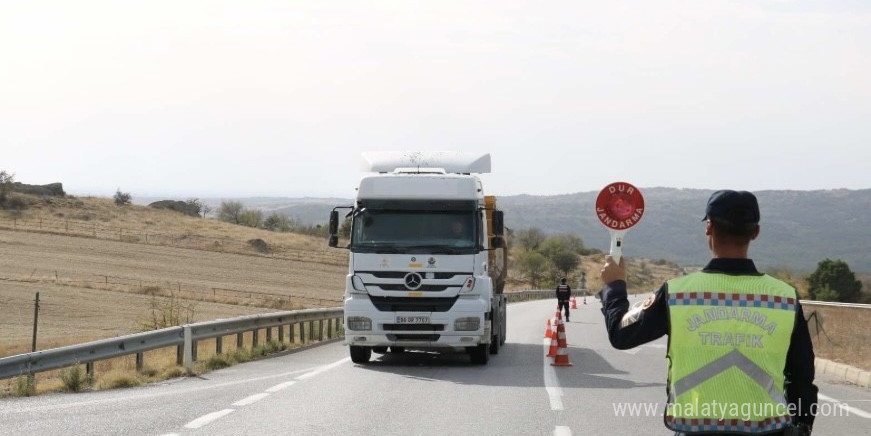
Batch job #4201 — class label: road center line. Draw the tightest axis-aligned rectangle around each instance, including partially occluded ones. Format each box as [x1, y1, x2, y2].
[543, 338, 564, 411]
[553, 426, 573, 436]
[184, 409, 235, 429]
[818, 393, 871, 419]
[232, 393, 270, 407]
[296, 357, 351, 380]
[266, 381, 298, 393]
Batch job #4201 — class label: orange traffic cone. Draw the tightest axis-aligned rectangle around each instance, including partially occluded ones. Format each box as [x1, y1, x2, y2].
[544, 318, 553, 339]
[547, 327, 559, 357]
[571, 297, 578, 309]
[551, 318, 573, 367]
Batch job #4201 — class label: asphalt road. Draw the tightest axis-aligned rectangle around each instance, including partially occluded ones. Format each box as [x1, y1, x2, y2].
[1, 298, 868, 435]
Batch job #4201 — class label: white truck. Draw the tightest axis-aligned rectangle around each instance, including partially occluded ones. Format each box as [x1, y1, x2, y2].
[328, 152, 507, 364]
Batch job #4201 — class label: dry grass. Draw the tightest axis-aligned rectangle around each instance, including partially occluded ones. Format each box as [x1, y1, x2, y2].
[803, 305, 870, 371]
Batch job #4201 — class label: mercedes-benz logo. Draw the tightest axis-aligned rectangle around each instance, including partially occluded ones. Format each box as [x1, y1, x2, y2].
[404, 272, 423, 291]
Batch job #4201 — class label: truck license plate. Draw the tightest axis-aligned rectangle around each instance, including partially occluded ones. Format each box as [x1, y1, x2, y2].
[396, 316, 430, 324]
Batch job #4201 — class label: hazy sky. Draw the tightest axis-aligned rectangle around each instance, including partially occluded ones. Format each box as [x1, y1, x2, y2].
[2, 1, 869, 199]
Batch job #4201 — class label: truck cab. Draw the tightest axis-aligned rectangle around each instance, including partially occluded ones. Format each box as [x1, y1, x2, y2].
[329, 152, 507, 364]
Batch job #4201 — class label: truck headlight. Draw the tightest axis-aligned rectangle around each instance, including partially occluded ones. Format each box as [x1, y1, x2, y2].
[454, 317, 480, 331]
[347, 316, 372, 331]
[351, 275, 367, 293]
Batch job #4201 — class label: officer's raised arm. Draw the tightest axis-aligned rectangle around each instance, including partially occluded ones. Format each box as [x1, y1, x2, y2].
[598, 256, 668, 350]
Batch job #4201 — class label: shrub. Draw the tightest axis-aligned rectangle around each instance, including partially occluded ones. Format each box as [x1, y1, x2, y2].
[15, 375, 35, 397]
[60, 364, 86, 392]
[114, 189, 132, 206]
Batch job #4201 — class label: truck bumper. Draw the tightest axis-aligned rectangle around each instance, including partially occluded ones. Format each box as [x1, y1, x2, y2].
[343, 296, 490, 350]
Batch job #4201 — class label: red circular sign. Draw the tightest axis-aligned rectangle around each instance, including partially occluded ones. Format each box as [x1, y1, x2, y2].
[596, 182, 645, 230]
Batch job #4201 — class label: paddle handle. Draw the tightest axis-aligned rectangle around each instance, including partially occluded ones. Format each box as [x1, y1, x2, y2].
[610, 234, 623, 265]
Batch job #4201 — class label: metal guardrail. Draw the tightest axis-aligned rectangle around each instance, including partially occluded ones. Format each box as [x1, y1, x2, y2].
[800, 300, 871, 309]
[0, 291, 555, 381]
[0, 308, 343, 380]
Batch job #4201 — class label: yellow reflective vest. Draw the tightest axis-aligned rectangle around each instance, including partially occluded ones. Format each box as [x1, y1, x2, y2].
[665, 272, 797, 434]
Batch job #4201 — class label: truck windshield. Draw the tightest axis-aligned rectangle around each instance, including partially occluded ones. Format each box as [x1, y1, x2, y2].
[351, 210, 477, 254]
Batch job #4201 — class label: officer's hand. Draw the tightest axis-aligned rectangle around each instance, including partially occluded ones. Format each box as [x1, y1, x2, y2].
[600, 256, 626, 285]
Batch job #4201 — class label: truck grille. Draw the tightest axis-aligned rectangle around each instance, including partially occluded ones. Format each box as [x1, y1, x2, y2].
[369, 296, 459, 312]
[362, 271, 470, 280]
[377, 284, 449, 292]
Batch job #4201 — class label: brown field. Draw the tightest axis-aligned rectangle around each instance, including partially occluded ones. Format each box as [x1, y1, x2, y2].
[802, 304, 870, 371]
[0, 194, 349, 360]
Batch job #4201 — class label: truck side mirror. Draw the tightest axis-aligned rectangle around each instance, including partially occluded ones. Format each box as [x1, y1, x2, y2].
[328, 210, 339, 247]
[492, 210, 504, 235]
[490, 236, 505, 248]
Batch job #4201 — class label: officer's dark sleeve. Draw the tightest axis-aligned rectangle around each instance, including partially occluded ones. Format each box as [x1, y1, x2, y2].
[599, 280, 669, 349]
[785, 303, 818, 428]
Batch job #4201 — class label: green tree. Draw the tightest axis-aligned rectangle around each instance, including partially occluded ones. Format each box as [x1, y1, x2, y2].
[239, 209, 263, 228]
[217, 201, 244, 224]
[184, 198, 204, 217]
[0, 170, 14, 205]
[516, 251, 547, 288]
[515, 227, 545, 252]
[806, 259, 862, 302]
[263, 212, 295, 232]
[551, 250, 579, 278]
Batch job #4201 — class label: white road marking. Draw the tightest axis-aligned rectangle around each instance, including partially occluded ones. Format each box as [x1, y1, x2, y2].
[553, 426, 573, 436]
[818, 393, 871, 419]
[266, 381, 297, 393]
[232, 393, 270, 407]
[183, 409, 235, 429]
[543, 338, 564, 411]
[296, 357, 351, 380]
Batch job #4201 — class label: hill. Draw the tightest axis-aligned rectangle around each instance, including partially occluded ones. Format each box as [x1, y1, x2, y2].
[182, 188, 870, 273]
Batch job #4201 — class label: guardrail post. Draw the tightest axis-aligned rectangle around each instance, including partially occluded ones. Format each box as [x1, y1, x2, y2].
[318, 320, 323, 341]
[299, 323, 305, 345]
[216, 336, 223, 355]
[278, 324, 285, 343]
[183, 326, 193, 374]
[266, 327, 273, 343]
[308, 321, 314, 342]
[237, 333, 244, 349]
[86, 362, 94, 382]
[327, 318, 333, 339]
[290, 323, 296, 345]
[176, 345, 183, 366]
[252, 329, 259, 347]
[191, 339, 198, 363]
[135, 352, 144, 372]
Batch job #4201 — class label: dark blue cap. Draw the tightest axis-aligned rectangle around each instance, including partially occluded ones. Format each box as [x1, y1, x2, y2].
[703, 190, 760, 224]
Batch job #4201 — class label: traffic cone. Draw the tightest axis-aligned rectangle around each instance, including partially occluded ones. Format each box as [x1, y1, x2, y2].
[544, 318, 553, 339]
[546, 327, 559, 357]
[551, 317, 573, 367]
[571, 297, 578, 309]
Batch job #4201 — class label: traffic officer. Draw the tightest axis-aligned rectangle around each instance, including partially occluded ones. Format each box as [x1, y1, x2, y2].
[598, 190, 817, 435]
[556, 277, 572, 322]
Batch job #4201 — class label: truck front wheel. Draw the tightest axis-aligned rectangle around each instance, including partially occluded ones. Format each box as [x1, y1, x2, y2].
[350, 346, 371, 363]
[469, 344, 489, 365]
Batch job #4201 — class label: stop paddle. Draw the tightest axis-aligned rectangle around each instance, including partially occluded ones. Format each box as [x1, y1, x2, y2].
[595, 182, 645, 264]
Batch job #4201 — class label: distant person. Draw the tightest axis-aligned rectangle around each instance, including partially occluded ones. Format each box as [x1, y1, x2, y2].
[598, 190, 817, 436]
[556, 277, 571, 322]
